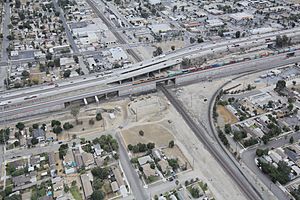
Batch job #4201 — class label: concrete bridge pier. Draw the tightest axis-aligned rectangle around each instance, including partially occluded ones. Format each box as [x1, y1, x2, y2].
[95, 96, 99, 104]
[83, 98, 88, 106]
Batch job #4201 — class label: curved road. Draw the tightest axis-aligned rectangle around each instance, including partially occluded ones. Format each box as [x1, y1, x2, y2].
[158, 84, 262, 200]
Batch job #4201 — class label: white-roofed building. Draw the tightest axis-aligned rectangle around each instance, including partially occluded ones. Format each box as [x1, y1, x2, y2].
[149, 23, 172, 34]
[138, 155, 153, 166]
[230, 12, 254, 21]
[269, 151, 282, 163]
[206, 19, 224, 28]
[109, 47, 128, 61]
[149, 0, 161, 5]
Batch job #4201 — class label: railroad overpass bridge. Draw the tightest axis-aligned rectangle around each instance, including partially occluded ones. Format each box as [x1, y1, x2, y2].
[2, 52, 300, 123]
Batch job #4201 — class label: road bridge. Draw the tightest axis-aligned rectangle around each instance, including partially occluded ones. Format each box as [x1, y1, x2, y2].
[1, 53, 300, 123]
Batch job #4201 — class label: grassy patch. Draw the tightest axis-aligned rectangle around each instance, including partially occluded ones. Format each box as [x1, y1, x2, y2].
[198, 181, 208, 191]
[70, 186, 82, 200]
[146, 175, 159, 184]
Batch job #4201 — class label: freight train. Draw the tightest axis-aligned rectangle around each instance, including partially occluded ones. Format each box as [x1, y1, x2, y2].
[132, 48, 298, 85]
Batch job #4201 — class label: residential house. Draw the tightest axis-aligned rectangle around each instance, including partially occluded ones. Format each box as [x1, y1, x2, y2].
[82, 152, 95, 168]
[63, 150, 76, 174]
[48, 152, 56, 177]
[111, 181, 119, 193]
[32, 128, 46, 142]
[80, 174, 93, 199]
[12, 172, 37, 187]
[142, 163, 157, 178]
[94, 144, 103, 156]
[158, 159, 170, 174]
[138, 155, 153, 166]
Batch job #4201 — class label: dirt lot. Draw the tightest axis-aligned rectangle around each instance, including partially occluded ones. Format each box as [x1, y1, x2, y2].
[54, 152, 64, 177]
[122, 123, 174, 148]
[128, 95, 167, 122]
[217, 105, 238, 126]
[156, 39, 185, 53]
[162, 145, 191, 169]
[2, 100, 128, 142]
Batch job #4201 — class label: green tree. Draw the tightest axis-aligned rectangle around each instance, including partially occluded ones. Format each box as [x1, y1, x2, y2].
[46, 53, 52, 60]
[16, 122, 25, 131]
[71, 106, 80, 123]
[147, 142, 155, 149]
[290, 136, 294, 144]
[73, 55, 79, 63]
[190, 37, 196, 44]
[4, 194, 21, 200]
[54, 58, 60, 68]
[169, 140, 175, 148]
[190, 187, 200, 198]
[91, 167, 109, 180]
[197, 37, 204, 43]
[63, 122, 73, 130]
[32, 124, 39, 129]
[168, 158, 179, 170]
[150, 163, 155, 169]
[153, 47, 163, 57]
[53, 126, 63, 134]
[63, 69, 71, 78]
[96, 113, 102, 121]
[224, 124, 232, 134]
[139, 130, 144, 136]
[0, 128, 10, 144]
[274, 80, 286, 94]
[91, 190, 104, 200]
[58, 144, 69, 159]
[21, 70, 30, 78]
[235, 31, 241, 38]
[127, 144, 133, 150]
[114, 0, 121, 5]
[31, 137, 39, 145]
[256, 148, 269, 157]
[288, 103, 294, 111]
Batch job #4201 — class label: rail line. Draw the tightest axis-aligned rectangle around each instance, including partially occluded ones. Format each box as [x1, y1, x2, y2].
[158, 84, 262, 200]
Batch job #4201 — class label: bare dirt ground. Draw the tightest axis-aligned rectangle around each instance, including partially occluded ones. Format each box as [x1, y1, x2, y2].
[155, 39, 185, 53]
[54, 152, 64, 177]
[176, 75, 277, 200]
[217, 105, 238, 126]
[162, 145, 191, 169]
[122, 123, 174, 148]
[120, 90, 248, 199]
[2, 99, 128, 141]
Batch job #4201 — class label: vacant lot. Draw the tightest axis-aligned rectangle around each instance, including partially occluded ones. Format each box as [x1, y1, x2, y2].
[163, 145, 191, 169]
[54, 152, 64, 177]
[217, 105, 238, 125]
[122, 123, 174, 148]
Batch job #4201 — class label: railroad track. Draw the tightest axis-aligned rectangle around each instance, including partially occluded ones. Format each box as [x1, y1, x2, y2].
[158, 84, 262, 200]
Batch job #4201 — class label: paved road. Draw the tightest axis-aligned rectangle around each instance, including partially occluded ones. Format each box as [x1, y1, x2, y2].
[1, 54, 300, 123]
[2, 25, 300, 99]
[0, 127, 147, 199]
[241, 132, 300, 200]
[86, 0, 142, 62]
[52, 0, 79, 53]
[158, 84, 262, 200]
[1, 2, 10, 62]
[116, 133, 147, 200]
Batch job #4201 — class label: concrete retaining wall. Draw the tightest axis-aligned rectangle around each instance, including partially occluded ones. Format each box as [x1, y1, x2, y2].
[118, 83, 156, 96]
[175, 73, 207, 84]
[0, 104, 65, 123]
